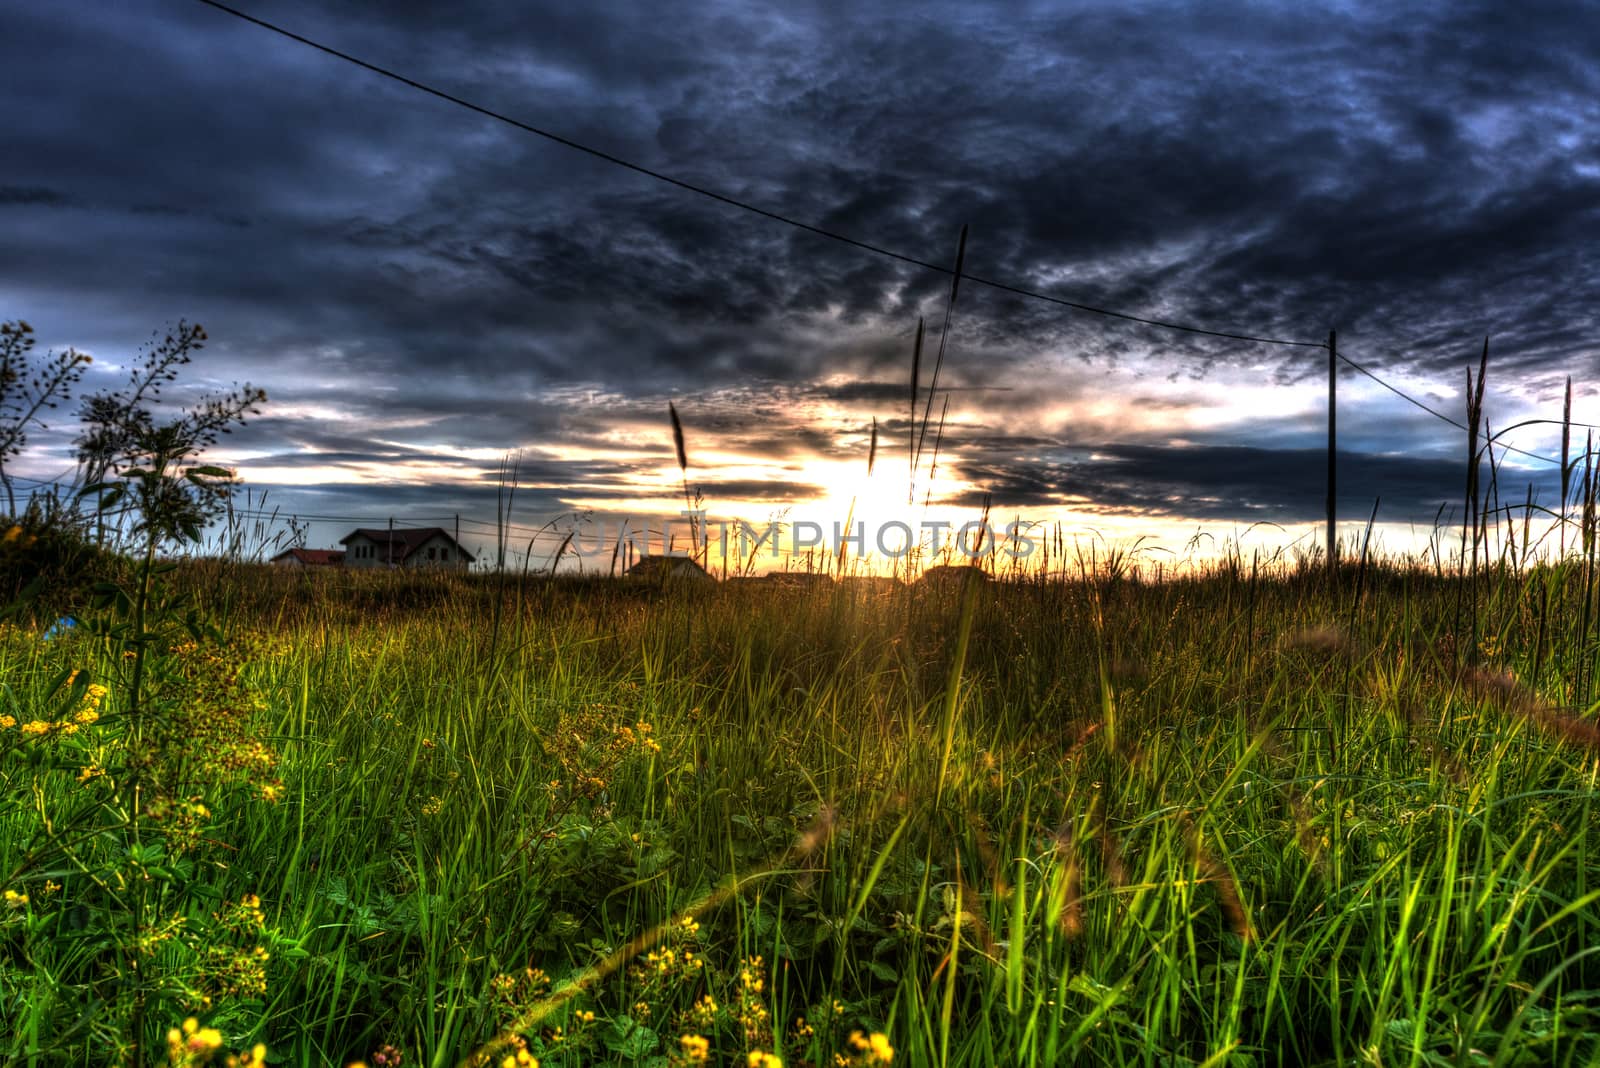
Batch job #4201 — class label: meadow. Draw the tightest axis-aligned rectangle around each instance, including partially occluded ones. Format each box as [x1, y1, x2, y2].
[3, 548, 1599, 1067]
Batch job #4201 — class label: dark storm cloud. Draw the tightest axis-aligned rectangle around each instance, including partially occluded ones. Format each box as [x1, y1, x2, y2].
[949, 442, 1543, 525]
[4, 0, 1598, 539]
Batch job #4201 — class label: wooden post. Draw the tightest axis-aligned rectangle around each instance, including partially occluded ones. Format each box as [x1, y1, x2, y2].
[387, 516, 394, 567]
[454, 513, 460, 567]
[1327, 328, 1338, 574]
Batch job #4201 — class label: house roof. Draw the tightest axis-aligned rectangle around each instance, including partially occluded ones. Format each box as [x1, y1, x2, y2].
[626, 555, 714, 581]
[763, 571, 833, 586]
[338, 526, 475, 562]
[919, 564, 992, 584]
[271, 547, 345, 566]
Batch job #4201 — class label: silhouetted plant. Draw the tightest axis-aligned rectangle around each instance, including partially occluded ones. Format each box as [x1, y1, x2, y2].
[0, 319, 91, 515]
[76, 321, 266, 545]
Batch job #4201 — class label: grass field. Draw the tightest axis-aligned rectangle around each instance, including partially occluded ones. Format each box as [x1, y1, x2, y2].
[3, 552, 1600, 1067]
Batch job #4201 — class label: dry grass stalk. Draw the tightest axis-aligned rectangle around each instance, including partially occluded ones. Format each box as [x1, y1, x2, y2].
[908, 318, 923, 504]
[1464, 667, 1600, 754]
[1187, 824, 1255, 942]
[1047, 820, 1085, 939]
[966, 809, 1010, 899]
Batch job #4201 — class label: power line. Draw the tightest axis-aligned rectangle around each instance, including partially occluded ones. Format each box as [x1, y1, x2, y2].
[1337, 351, 1468, 432]
[191, 0, 1325, 352]
[1336, 350, 1566, 466]
[190, 0, 1600, 458]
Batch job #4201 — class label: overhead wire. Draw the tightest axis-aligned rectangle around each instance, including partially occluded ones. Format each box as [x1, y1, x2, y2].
[191, 0, 1324, 350]
[13, 1, 1593, 539]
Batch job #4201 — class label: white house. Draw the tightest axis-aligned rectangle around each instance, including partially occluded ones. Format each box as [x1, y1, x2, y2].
[338, 527, 474, 570]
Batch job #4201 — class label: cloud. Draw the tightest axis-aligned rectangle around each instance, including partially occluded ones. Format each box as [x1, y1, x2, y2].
[949, 442, 1498, 524]
[4, 0, 1597, 547]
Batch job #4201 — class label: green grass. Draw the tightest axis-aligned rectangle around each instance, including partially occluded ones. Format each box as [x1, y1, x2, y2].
[4, 559, 1600, 1066]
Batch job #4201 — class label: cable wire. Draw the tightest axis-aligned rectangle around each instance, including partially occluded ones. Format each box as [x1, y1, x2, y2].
[191, 0, 1325, 350]
[1335, 350, 1565, 466]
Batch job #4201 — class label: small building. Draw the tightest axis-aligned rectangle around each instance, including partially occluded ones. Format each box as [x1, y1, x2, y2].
[842, 575, 901, 595]
[625, 555, 716, 585]
[338, 527, 475, 570]
[269, 547, 345, 568]
[918, 564, 992, 588]
[762, 571, 833, 590]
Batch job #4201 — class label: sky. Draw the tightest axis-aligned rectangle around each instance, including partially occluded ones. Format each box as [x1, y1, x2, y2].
[4, 0, 1599, 572]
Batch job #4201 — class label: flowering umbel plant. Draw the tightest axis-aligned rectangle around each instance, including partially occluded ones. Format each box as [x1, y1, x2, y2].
[0, 319, 92, 516]
[76, 321, 265, 545]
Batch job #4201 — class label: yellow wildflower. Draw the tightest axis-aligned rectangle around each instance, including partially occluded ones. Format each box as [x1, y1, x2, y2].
[181, 1017, 224, 1056]
[848, 1031, 894, 1065]
[226, 1043, 269, 1067]
[679, 1034, 710, 1062]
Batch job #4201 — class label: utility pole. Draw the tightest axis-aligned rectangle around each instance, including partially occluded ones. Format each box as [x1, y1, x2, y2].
[1327, 328, 1338, 575]
[388, 515, 394, 567]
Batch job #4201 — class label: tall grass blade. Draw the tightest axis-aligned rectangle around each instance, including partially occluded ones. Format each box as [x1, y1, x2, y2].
[909, 318, 924, 504]
[915, 226, 969, 476]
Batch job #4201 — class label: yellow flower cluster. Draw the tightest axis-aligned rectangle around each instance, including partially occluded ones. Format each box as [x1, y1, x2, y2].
[166, 1017, 267, 1067]
[678, 1034, 711, 1063]
[641, 945, 705, 982]
[67, 672, 110, 723]
[201, 943, 271, 1000]
[839, 1032, 894, 1066]
[1, 523, 38, 550]
[3, 889, 27, 909]
[226, 1042, 270, 1068]
[489, 966, 552, 1024]
[10, 714, 89, 739]
[736, 956, 772, 1046]
[746, 1052, 782, 1068]
[227, 894, 266, 931]
[612, 721, 662, 754]
[687, 993, 719, 1030]
[543, 710, 664, 803]
[135, 913, 188, 955]
[3, 673, 112, 741]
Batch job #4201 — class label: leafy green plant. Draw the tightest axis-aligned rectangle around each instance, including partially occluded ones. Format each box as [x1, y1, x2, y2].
[1, 321, 280, 1064]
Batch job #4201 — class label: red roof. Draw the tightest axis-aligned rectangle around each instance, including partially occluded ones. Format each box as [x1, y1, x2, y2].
[272, 548, 345, 566]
